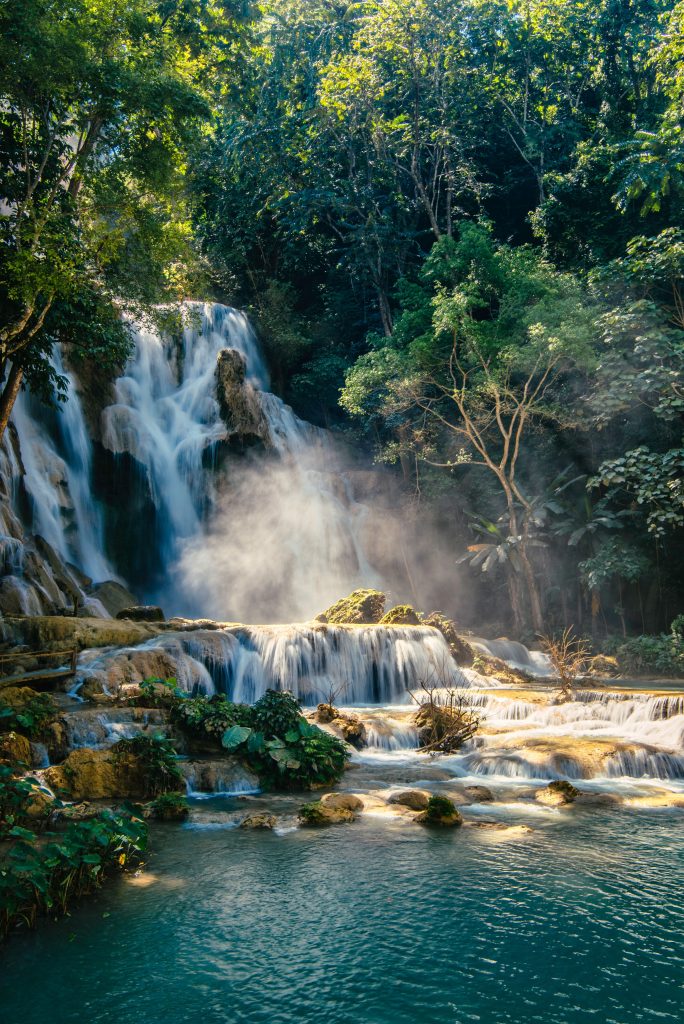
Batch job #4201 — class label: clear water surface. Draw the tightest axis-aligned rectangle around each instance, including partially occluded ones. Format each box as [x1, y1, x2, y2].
[2, 801, 683, 1024]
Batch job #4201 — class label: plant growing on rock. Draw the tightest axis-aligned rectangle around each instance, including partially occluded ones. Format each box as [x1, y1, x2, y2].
[0, 691, 55, 740]
[411, 666, 480, 754]
[147, 793, 189, 822]
[112, 735, 184, 799]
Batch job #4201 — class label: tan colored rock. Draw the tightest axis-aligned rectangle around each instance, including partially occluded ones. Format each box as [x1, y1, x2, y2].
[387, 789, 430, 811]
[44, 748, 146, 800]
[299, 801, 356, 825]
[463, 785, 495, 803]
[25, 790, 54, 820]
[535, 780, 579, 807]
[240, 813, 276, 829]
[317, 589, 386, 625]
[320, 792, 364, 812]
[0, 731, 32, 765]
[414, 808, 462, 827]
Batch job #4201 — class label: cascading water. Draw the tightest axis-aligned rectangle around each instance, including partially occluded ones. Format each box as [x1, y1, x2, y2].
[99, 302, 389, 619]
[11, 350, 114, 583]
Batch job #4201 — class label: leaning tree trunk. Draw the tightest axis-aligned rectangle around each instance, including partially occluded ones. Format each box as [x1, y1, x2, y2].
[0, 363, 23, 445]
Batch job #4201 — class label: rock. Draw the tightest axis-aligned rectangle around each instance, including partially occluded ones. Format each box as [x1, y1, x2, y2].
[414, 795, 463, 827]
[53, 801, 101, 822]
[298, 800, 356, 825]
[87, 580, 140, 618]
[422, 612, 474, 666]
[320, 792, 364, 812]
[587, 654, 620, 677]
[535, 780, 579, 807]
[116, 605, 166, 622]
[216, 348, 269, 441]
[146, 795, 190, 821]
[380, 604, 421, 626]
[317, 589, 386, 625]
[0, 685, 42, 709]
[240, 813, 276, 829]
[25, 789, 54, 820]
[388, 789, 430, 811]
[463, 785, 494, 803]
[0, 731, 32, 766]
[315, 703, 337, 723]
[181, 758, 260, 796]
[44, 748, 146, 800]
[333, 713, 367, 749]
[3, 615, 165, 653]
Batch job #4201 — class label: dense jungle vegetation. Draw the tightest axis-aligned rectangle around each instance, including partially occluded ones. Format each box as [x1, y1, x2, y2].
[1, 0, 683, 641]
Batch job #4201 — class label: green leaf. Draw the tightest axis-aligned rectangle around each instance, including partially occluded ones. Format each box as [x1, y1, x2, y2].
[221, 725, 252, 751]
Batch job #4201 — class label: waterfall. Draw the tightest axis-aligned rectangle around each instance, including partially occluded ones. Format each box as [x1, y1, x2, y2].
[470, 637, 553, 676]
[99, 301, 387, 620]
[10, 350, 114, 583]
[76, 623, 464, 706]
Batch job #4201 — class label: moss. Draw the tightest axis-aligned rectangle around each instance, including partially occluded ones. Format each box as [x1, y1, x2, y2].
[422, 612, 474, 666]
[317, 589, 386, 625]
[416, 794, 463, 827]
[147, 792, 189, 821]
[298, 800, 356, 825]
[380, 604, 421, 625]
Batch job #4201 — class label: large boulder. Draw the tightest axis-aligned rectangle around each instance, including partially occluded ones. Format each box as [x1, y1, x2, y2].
[44, 748, 146, 800]
[317, 589, 386, 625]
[320, 792, 364, 812]
[87, 581, 140, 618]
[216, 348, 269, 442]
[388, 789, 430, 811]
[298, 800, 356, 826]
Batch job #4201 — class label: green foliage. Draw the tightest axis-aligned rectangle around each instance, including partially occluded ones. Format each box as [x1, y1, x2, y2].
[148, 793, 189, 822]
[170, 689, 348, 791]
[425, 795, 458, 822]
[590, 448, 684, 537]
[0, 792, 147, 941]
[0, 693, 55, 740]
[0, 765, 52, 838]
[605, 622, 684, 678]
[112, 735, 184, 798]
[579, 539, 650, 591]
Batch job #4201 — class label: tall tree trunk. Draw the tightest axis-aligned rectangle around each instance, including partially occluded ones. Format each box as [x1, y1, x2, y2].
[519, 544, 545, 635]
[0, 363, 23, 445]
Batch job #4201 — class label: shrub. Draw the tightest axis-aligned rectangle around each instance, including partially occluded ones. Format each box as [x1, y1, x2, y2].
[425, 795, 458, 821]
[148, 793, 189, 821]
[605, 621, 684, 677]
[0, 808, 147, 941]
[0, 765, 53, 837]
[112, 735, 184, 798]
[170, 688, 349, 791]
[0, 692, 55, 739]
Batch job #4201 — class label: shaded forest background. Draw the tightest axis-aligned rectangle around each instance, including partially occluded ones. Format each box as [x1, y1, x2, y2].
[1, 0, 683, 650]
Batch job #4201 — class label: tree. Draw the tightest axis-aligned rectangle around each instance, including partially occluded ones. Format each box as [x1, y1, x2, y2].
[0, 0, 236, 440]
[342, 223, 598, 632]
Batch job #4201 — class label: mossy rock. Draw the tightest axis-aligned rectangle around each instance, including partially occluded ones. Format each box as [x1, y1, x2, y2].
[240, 813, 276, 829]
[298, 800, 356, 825]
[44, 748, 147, 801]
[147, 793, 190, 821]
[415, 794, 463, 827]
[422, 612, 474, 666]
[0, 731, 32, 766]
[316, 589, 386, 625]
[380, 604, 421, 626]
[320, 792, 364, 812]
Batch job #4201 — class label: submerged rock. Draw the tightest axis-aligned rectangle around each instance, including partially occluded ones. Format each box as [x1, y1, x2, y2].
[388, 789, 430, 811]
[241, 813, 276, 830]
[316, 589, 386, 625]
